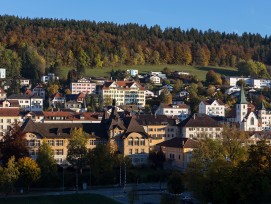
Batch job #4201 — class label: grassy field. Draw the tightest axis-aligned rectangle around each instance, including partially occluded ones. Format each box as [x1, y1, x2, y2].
[0, 193, 120, 204]
[59, 64, 238, 81]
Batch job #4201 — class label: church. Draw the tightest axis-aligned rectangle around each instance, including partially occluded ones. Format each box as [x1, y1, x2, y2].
[229, 86, 271, 131]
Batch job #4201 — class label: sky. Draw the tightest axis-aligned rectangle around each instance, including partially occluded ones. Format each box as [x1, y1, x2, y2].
[0, 0, 271, 37]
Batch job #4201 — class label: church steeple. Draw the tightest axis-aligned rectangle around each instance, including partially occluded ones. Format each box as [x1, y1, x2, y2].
[237, 86, 247, 104]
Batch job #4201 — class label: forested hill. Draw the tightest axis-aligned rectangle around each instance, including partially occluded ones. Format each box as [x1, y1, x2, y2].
[0, 15, 271, 80]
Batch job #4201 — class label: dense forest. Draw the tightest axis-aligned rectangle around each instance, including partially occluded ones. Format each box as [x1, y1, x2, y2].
[0, 15, 271, 81]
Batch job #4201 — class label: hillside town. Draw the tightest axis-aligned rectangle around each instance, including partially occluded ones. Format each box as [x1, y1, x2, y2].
[0, 67, 270, 167]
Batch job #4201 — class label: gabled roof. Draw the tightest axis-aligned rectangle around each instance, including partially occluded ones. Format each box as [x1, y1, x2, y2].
[122, 117, 146, 134]
[102, 80, 144, 90]
[156, 137, 198, 149]
[201, 99, 224, 106]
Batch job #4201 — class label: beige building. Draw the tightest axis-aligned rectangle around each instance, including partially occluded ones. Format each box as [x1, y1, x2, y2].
[0, 107, 20, 139]
[21, 119, 105, 164]
[156, 137, 198, 170]
[101, 81, 145, 107]
[136, 114, 179, 150]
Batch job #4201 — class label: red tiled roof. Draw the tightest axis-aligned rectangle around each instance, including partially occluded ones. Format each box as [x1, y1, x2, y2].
[43, 111, 73, 117]
[0, 108, 20, 116]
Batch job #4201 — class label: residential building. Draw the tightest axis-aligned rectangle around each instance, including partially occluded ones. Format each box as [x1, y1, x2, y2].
[0, 68, 6, 78]
[41, 73, 59, 83]
[127, 69, 139, 77]
[20, 78, 30, 87]
[149, 75, 161, 84]
[0, 108, 20, 139]
[155, 103, 190, 120]
[101, 81, 145, 107]
[8, 94, 43, 111]
[21, 119, 105, 164]
[156, 137, 198, 170]
[96, 107, 150, 165]
[145, 90, 155, 98]
[49, 92, 65, 108]
[136, 114, 179, 149]
[70, 78, 96, 94]
[252, 79, 271, 89]
[32, 85, 46, 99]
[180, 113, 223, 139]
[228, 77, 252, 87]
[199, 99, 225, 117]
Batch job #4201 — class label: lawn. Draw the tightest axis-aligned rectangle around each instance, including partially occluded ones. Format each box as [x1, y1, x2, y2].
[0, 193, 121, 204]
[59, 64, 238, 81]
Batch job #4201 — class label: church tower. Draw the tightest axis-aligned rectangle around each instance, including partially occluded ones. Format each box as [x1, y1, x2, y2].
[236, 86, 248, 123]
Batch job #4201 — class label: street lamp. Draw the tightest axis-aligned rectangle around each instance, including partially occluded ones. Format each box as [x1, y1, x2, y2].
[61, 160, 71, 193]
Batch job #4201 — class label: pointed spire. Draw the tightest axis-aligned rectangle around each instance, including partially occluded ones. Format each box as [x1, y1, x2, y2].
[237, 85, 247, 104]
[260, 100, 266, 110]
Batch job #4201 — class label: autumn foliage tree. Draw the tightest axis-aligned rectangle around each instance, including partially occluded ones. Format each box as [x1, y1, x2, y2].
[0, 122, 29, 165]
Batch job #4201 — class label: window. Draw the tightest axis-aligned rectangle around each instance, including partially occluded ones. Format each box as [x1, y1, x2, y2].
[251, 117, 254, 125]
[48, 140, 54, 146]
[169, 153, 175, 159]
[55, 149, 64, 155]
[90, 140, 96, 145]
[134, 138, 139, 146]
[128, 138, 133, 146]
[140, 139, 145, 146]
[135, 149, 138, 154]
[141, 149, 145, 154]
[56, 140, 64, 146]
[129, 149, 132, 155]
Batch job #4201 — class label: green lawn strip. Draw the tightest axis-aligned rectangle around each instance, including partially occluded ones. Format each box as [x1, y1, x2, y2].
[59, 64, 237, 81]
[0, 193, 121, 204]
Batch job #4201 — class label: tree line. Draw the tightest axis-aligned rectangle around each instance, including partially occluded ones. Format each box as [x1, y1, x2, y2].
[1, 15, 271, 81]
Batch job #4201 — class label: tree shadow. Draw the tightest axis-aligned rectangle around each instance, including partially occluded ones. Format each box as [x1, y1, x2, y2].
[195, 66, 238, 76]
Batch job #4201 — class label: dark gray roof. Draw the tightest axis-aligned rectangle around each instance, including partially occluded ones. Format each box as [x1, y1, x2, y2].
[156, 137, 198, 149]
[8, 94, 42, 99]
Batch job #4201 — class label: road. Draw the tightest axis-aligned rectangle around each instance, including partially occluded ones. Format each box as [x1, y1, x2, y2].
[1, 182, 167, 204]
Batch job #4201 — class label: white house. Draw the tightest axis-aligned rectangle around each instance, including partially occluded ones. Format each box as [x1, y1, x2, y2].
[0, 108, 20, 139]
[149, 75, 161, 84]
[0, 68, 6, 79]
[145, 90, 155, 98]
[127, 69, 139, 77]
[180, 113, 223, 139]
[20, 78, 30, 87]
[252, 79, 271, 89]
[199, 99, 225, 117]
[8, 94, 43, 111]
[41, 73, 59, 83]
[228, 77, 252, 87]
[155, 103, 190, 120]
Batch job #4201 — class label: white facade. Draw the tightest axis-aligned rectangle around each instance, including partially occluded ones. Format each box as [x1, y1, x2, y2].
[127, 69, 139, 76]
[199, 100, 225, 117]
[0, 108, 20, 139]
[41, 73, 59, 83]
[183, 126, 223, 139]
[155, 103, 190, 120]
[102, 81, 145, 107]
[226, 86, 241, 95]
[229, 77, 252, 87]
[145, 90, 154, 98]
[252, 79, 271, 89]
[0, 68, 6, 78]
[8, 94, 43, 111]
[149, 75, 161, 84]
[20, 78, 30, 87]
[71, 80, 96, 94]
